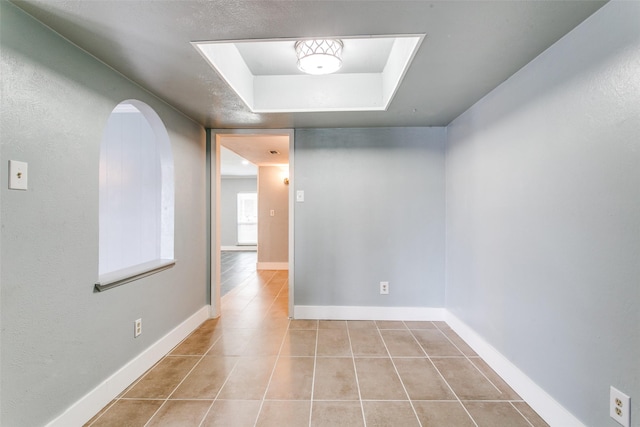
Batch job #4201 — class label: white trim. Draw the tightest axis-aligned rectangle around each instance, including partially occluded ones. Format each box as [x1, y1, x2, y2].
[445, 312, 586, 427]
[45, 306, 211, 427]
[294, 305, 445, 321]
[95, 259, 176, 291]
[221, 245, 257, 251]
[257, 262, 289, 270]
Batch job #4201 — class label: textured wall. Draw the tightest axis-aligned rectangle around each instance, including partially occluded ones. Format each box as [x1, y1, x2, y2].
[0, 3, 207, 426]
[446, 2, 640, 426]
[258, 166, 289, 264]
[294, 127, 446, 307]
[220, 177, 257, 247]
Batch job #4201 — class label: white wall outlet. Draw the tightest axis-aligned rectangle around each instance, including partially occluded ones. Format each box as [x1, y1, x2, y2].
[8, 160, 28, 190]
[134, 318, 142, 338]
[380, 281, 389, 295]
[610, 386, 631, 427]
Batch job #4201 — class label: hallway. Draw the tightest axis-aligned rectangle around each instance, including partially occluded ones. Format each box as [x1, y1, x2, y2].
[85, 271, 548, 426]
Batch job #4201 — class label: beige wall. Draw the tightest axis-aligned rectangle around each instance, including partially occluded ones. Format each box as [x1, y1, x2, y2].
[257, 166, 289, 266]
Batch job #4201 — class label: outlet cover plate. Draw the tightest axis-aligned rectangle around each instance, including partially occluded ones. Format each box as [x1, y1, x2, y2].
[610, 386, 631, 427]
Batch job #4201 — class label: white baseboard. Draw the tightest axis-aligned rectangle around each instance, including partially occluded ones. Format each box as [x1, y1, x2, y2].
[221, 246, 257, 251]
[46, 305, 211, 427]
[445, 312, 585, 427]
[257, 262, 288, 270]
[294, 305, 445, 321]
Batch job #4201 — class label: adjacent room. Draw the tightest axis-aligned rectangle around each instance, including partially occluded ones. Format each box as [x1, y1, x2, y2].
[1, 1, 638, 426]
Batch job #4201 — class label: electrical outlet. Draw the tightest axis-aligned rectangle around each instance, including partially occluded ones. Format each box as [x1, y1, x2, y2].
[610, 386, 630, 427]
[380, 281, 389, 295]
[134, 318, 142, 338]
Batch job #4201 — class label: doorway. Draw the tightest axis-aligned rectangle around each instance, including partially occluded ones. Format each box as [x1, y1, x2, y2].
[211, 129, 294, 318]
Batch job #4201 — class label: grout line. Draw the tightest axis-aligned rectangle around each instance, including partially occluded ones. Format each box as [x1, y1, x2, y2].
[307, 320, 320, 427]
[345, 322, 368, 427]
[375, 324, 423, 427]
[433, 323, 503, 395]
[510, 402, 536, 427]
[405, 322, 479, 427]
[253, 271, 290, 427]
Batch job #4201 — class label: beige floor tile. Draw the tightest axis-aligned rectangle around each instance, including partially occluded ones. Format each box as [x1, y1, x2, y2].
[241, 328, 287, 356]
[146, 400, 212, 426]
[318, 320, 347, 329]
[217, 356, 278, 399]
[201, 400, 261, 427]
[512, 402, 550, 427]
[313, 357, 359, 400]
[89, 399, 163, 427]
[123, 356, 199, 399]
[404, 321, 437, 329]
[170, 356, 238, 399]
[412, 401, 475, 427]
[265, 357, 314, 400]
[463, 401, 532, 427]
[440, 328, 478, 356]
[412, 329, 464, 356]
[347, 320, 377, 329]
[170, 323, 224, 355]
[255, 400, 311, 427]
[280, 329, 317, 356]
[348, 329, 388, 356]
[205, 330, 255, 356]
[375, 320, 407, 329]
[394, 358, 456, 400]
[469, 358, 521, 400]
[362, 401, 420, 427]
[289, 319, 318, 330]
[354, 358, 407, 400]
[379, 329, 425, 357]
[316, 328, 351, 356]
[311, 401, 364, 427]
[432, 358, 503, 400]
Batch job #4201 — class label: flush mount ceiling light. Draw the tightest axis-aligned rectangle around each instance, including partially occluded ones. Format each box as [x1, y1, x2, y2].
[295, 39, 343, 75]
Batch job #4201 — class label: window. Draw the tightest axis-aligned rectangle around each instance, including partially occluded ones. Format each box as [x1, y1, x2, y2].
[96, 100, 175, 291]
[237, 192, 257, 245]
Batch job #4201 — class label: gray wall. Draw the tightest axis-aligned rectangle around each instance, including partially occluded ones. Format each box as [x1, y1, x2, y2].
[0, 3, 207, 426]
[445, 2, 640, 426]
[221, 177, 257, 247]
[258, 166, 289, 263]
[294, 128, 446, 307]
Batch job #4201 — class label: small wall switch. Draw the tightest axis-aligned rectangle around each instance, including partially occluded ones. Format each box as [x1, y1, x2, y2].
[9, 160, 28, 190]
[296, 190, 305, 202]
[134, 318, 142, 338]
[270, 209, 275, 217]
[380, 281, 389, 295]
[610, 386, 631, 427]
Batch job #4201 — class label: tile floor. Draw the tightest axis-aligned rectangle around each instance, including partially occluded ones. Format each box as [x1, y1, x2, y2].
[220, 250, 257, 297]
[85, 271, 549, 427]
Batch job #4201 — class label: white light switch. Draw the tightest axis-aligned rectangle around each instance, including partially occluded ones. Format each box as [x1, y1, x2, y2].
[296, 190, 305, 202]
[9, 160, 28, 190]
[270, 209, 275, 217]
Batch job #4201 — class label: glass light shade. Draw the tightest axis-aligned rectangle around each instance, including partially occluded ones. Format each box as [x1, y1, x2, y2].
[295, 39, 343, 75]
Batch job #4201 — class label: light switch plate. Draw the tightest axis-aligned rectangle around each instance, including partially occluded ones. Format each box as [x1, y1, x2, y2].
[9, 160, 28, 190]
[296, 190, 304, 202]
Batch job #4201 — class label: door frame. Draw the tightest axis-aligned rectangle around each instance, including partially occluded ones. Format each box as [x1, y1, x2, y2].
[210, 129, 295, 318]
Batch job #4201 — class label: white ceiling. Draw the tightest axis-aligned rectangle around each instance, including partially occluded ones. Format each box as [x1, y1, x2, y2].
[13, 0, 607, 128]
[220, 134, 289, 177]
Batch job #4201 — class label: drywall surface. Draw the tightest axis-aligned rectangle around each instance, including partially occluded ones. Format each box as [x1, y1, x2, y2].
[0, 3, 207, 426]
[446, 2, 640, 426]
[258, 166, 289, 263]
[220, 177, 257, 246]
[294, 127, 446, 307]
